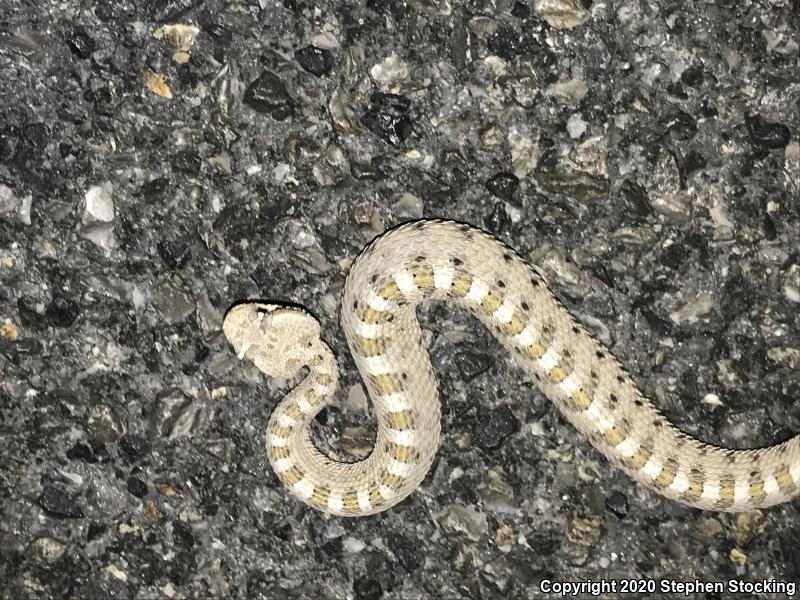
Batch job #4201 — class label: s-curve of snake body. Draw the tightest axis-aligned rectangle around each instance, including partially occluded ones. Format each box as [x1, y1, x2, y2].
[223, 219, 800, 517]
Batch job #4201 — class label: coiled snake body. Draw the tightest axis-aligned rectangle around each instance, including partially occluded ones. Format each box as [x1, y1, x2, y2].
[223, 219, 799, 516]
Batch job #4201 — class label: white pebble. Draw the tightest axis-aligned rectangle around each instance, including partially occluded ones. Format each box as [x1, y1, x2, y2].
[0, 184, 18, 214]
[784, 265, 800, 304]
[83, 183, 114, 224]
[370, 53, 409, 85]
[342, 536, 366, 553]
[567, 113, 587, 139]
[546, 78, 588, 105]
[394, 192, 424, 219]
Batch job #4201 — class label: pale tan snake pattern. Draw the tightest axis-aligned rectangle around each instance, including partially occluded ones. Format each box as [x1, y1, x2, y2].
[223, 219, 800, 516]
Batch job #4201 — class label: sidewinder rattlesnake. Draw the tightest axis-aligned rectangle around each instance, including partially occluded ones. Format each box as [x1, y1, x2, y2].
[223, 219, 800, 516]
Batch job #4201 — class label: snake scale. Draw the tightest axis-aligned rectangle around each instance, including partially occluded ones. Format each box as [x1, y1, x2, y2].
[223, 219, 800, 516]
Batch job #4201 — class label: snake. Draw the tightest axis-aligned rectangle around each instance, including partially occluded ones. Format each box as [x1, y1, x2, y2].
[223, 219, 800, 516]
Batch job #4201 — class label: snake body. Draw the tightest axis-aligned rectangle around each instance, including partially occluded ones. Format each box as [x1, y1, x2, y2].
[223, 219, 800, 516]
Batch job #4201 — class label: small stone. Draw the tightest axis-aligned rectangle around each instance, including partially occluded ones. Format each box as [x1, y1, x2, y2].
[104, 564, 128, 581]
[329, 88, 362, 135]
[408, 0, 451, 15]
[648, 150, 691, 223]
[746, 114, 791, 149]
[649, 190, 692, 223]
[321, 537, 343, 558]
[729, 547, 747, 566]
[118, 521, 138, 534]
[361, 93, 412, 146]
[393, 192, 424, 220]
[485, 172, 519, 201]
[196, 292, 224, 338]
[243, 71, 294, 120]
[346, 384, 369, 413]
[143, 69, 172, 99]
[511, 2, 530, 18]
[536, 248, 590, 297]
[30, 537, 66, 563]
[669, 291, 715, 324]
[172, 520, 195, 549]
[207, 152, 232, 175]
[767, 347, 800, 369]
[387, 533, 421, 572]
[454, 349, 492, 381]
[87, 403, 126, 443]
[156, 482, 178, 497]
[546, 78, 588, 105]
[453, 541, 480, 570]
[141, 177, 169, 198]
[342, 536, 365, 553]
[66, 28, 95, 59]
[604, 491, 629, 518]
[37, 485, 84, 519]
[509, 126, 538, 178]
[617, 179, 652, 219]
[295, 45, 333, 76]
[480, 123, 503, 146]
[352, 204, 385, 235]
[45, 297, 81, 328]
[149, 388, 204, 440]
[537, 170, 608, 201]
[17, 297, 42, 327]
[473, 405, 519, 450]
[0, 323, 18, 341]
[18, 193, 32, 225]
[0, 183, 18, 213]
[567, 113, 587, 139]
[702, 393, 723, 406]
[533, 0, 589, 29]
[151, 280, 194, 324]
[436, 504, 488, 541]
[339, 426, 373, 460]
[81, 182, 115, 251]
[664, 111, 697, 141]
[783, 265, 800, 303]
[157, 240, 192, 270]
[694, 517, 725, 541]
[565, 517, 602, 546]
[127, 476, 148, 498]
[310, 32, 339, 49]
[153, 24, 200, 61]
[369, 53, 409, 86]
[681, 65, 703, 87]
[451, 20, 473, 71]
[482, 468, 517, 513]
[83, 183, 114, 224]
[171, 151, 201, 175]
[143, 500, 163, 521]
[487, 27, 522, 60]
[786, 141, 799, 174]
[353, 576, 382, 600]
[495, 525, 515, 547]
[568, 135, 607, 176]
[119, 434, 151, 459]
[734, 510, 767, 546]
[509, 74, 539, 108]
[484, 202, 512, 236]
[682, 149, 707, 176]
[482, 55, 507, 79]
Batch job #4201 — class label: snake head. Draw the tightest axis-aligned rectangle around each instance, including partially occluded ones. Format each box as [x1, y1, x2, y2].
[223, 302, 323, 379]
